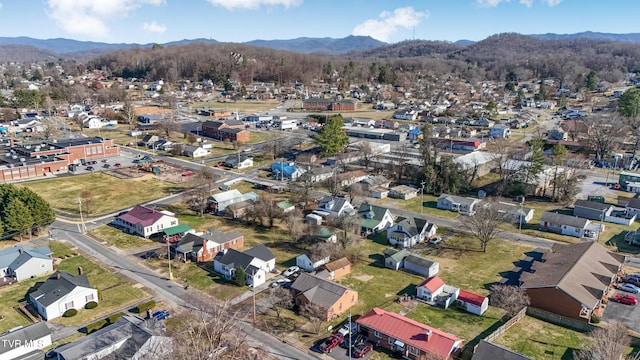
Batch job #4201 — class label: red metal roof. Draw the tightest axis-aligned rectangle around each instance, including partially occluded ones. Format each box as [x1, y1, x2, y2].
[356, 308, 462, 358]
[457, 289, 487, 307]
[117, 205, 167, 227]
[418, 276, 445, 293]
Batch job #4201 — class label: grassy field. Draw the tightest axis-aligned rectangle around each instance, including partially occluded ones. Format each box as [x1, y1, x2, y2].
[89, 225, 153, 249]
[0, 243, 146, 332]
[246, 131, 281, 144]
[492, 316, 586, 360]
[192, 99, 280, 112]
[21, 172, 182, 215]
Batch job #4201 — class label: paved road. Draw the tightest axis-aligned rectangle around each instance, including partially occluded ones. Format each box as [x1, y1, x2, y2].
[49, 219, 321, 360]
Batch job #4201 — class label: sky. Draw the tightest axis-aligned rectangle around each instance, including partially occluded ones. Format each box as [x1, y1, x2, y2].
[0, 0, 638, 44]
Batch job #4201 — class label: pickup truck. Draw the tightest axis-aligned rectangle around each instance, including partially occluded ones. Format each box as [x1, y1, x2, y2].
[319, 334, 343, 353]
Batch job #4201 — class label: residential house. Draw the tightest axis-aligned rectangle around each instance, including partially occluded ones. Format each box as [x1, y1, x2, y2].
[626, 198, 640, 219]
[472, 340, 533, 360]
[224, 154, 254, 169]
[519, 242, 623, 321]
[416, 276, 446, 302]
[225, 200, 255, 219]
[29, 269, 98, 320]
[209, 189, 259, 213]
[213, 245, 276, 287]
[456, 289, 489, 316]
[404, 254, 440, 278]
[0, 245, 52, 281]
[489, 202, 534, 224]
[162, 224, 193, 243]
[317, 196, 355, 217]
[182, 145, 210, 158]
[318, 257, 351, 281]
[388, 185, 418, 200]
[437, 194, 482, 215]
[548, 129, 568, 141]
[296, 252, 331, 272]
[271, 162, 306, 180]
[358, 203, 394, 234]
[290, 272, 358, 321]
[314, 227, 337, 243]
[137, 134, 158, 147]
[490, 125, 511, 138]
[47, 315, 172, 360]
[201, 119, 249, 142]
[114, 205, 179, 238]
[0, 322, 52, 360]
[539, 212, 593, 238]
[573, 199, 613, 221]
[387, 217, 437, 248]
[172, 230, 243, 263]
[384, 248, 410, 270]
[356, 308, 463, 360]
[276, 200, 295, 214]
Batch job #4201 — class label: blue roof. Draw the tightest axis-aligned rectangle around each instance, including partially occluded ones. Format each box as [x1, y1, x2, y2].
[271, 162, 299, 178]
[0, 245, 51, 268]
[409, 129, 421, 134]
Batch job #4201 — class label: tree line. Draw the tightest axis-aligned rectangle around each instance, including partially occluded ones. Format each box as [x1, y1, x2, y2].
[0, 184, 55, 240]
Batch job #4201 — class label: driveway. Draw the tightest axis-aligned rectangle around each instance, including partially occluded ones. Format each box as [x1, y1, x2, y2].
[602, 289, 640, 332]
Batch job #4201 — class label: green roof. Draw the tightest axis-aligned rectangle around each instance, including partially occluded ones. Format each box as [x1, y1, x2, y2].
[384, 248, 410, 262]
[361, 218, 381, 230]
[163, 224, 192, 236]
[277, 200, 295, 209]
[314, 227, 336, 239]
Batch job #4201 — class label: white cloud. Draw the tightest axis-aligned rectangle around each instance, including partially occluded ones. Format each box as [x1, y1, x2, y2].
[45, 0, 166, 38]
[519, 0, 533, 7]
[141, 21, 167, 34]
[352, 7, 429, 42]
[541, 0, 562, 6]
[206, 0, 302, 10]
[0, 3, 3, 11]
[476, 0, 509, 7]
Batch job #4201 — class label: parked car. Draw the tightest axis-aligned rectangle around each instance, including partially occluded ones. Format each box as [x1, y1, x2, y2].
[103, 163, 111, 169]
[319, 334, 343, 353]
[340, 333, 363, 349]
[114, 163, 122, 168]
[430, 236, 443, 245]
[85, 166, 94, 171]
[336, 323, 358, 337]
[87, 160, 97, 165]
[351, 342, 374, 358]
[219, 185, 230, 191]
[101, 159, 109, 163]
[625, 275, 640, 287]
[152, 310, 170, 320]
[614, 294, 638, 305]
[216, 161, 225, 167]
[283, 266, 300, 277]
[270, 278, 292, 288]
[616, 283, 640, 294]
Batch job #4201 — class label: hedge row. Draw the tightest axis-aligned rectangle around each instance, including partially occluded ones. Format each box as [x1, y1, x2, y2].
[134, 300, 156, 314]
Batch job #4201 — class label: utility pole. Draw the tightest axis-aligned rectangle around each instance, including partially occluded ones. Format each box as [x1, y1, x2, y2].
[252, 270, 257, 325]
[348, 311, 352, 360]
[519, 196, 524, 233]
[167, 239, 173, 280]
[78, 198, 87, 233]
[420, 180, 426, 215]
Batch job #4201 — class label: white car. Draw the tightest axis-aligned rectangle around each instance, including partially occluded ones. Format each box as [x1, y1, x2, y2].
[270, 278, 292, 288]
[283, 266, 300, 277]
[430, 236, 443, 245]
[336, 323, 357, 337]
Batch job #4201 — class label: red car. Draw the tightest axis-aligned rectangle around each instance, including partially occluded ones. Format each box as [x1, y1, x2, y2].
[351, 342, 373, 358]
[216, 161, 225, 167]
[114, 163, 122, 168]
[319, 334, 343, 353]
[614, 294, 638, 305]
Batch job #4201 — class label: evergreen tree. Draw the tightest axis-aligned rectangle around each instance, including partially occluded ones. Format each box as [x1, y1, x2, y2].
[314, 114, 349, 156]
[234, 266, 246, 286]
[585, 71, 599, 91]
[2, 198, 33, 240]
[18, 188, 55, 230]
[0, 219, 4, 238]
[619, 88, 640, 121]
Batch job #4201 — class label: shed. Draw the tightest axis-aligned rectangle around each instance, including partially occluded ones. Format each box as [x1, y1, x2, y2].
[305, 213, 322, 225]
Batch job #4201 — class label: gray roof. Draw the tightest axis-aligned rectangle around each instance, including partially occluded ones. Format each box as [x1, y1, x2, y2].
[626, 197, 640, 209]
[437, 193, 479, 206]
[394, 217, 429, 237]
[215, 245, 274, 271]
[290, 272, 352, 309]
[540, 211, 589, 228]
[520, 242, 622, 310]
[0, 245, 51, 269]
[13, 350, 45, 360]
[390, 185, 418, 195]
[9, 248, 52, 271]
[244, 244, 275, 262]
[358, 203, 391, 221]
[29, 272, 94, 307]
[404, 254, 436, 268]
[319, 196, 351, 213]
[51, 315, 169, 360]
[0, 322, 51, 356]
[383, 248, 410, 262]
[574, 199, 613, 211]
[472, 340, 532, 360]
[175, 231, 243, 254]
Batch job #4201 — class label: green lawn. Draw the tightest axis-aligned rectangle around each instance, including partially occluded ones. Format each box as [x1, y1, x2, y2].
[493, 316, 586, 360]
[21, 173, 182, 216]
[89, 225, 153, 249]
[246, 131, 281, 144]
[371, 194, 460, 219]
[49, 240, 77, 258]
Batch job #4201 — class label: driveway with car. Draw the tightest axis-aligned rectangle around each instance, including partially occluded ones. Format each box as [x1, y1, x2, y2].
[602, 290, 640, 332]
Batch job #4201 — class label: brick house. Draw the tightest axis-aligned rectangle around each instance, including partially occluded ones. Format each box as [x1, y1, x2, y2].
[356, 308, 463, 359]
[172, 230, 244, 262]
[318, 257, 351, 281]
[302, 99, 357, 111]
[201, 120, 249, 142]
[290, 272, 358, 321]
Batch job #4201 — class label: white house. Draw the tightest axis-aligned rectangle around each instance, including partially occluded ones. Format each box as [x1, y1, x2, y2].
[404, 254, 439, 278]
[539, 211, 592, 238]
[357, 203, 394, 235]
[296, 253, 330, 272]
[29, 270, 98, 320]
[387, 217, 437, 248]
[183, 145, 210, 158]
[457, 289, 489, 315]
[416, 276, 445, 302]
[0, 322, 52, 360]
[489, 125, 511, 138]
[213, 245, 275, 287]
[113, 205, 179, 238]
[7, 247, 54, 282]
[317, 196, 355, 217]
[437, 194, 482, 215]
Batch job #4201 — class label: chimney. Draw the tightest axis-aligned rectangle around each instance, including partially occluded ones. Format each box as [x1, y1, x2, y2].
[18, 248, 23, 255]
[56, 272, 61, 280]
[426, 329, 432, 340]
[78, 266, 84, 276]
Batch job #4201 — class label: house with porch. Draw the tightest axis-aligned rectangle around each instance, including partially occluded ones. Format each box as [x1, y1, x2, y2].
[290, 272, 358, 321]
[172, 230, 243, 262]
[29, 269, 98, 320]
[357, 203, 394, 235]
[317, 196, 355, 217]
[387, 217, 437, 248]
[437, 194, 482, 215]
[296, 252, 331, 272]
[209, 189, 259, 213]
[356, 308, 463, 360]
[113, 205, 178, 238]
[388, 185, 418, 200]
[519, 242, 622, 322]
[539, 211, 595, 238]
[213, 245, 275, 287]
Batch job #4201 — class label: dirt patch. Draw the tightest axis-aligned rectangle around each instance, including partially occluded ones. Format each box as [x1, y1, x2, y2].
[353, 274, 374, 282]
[134, 106, 173, 115]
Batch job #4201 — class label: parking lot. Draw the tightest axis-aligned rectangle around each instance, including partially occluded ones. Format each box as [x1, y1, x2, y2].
[70, 151, 139, 174]
[602, 289, 640, 332]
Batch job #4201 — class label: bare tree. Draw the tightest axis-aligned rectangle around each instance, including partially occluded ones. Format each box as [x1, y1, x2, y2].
[355, 141, 373, 170]
[269, 286, 294, 318]
[300, 302, 327, 334]
[185, 167, 218, 216]
[170, 143, 184, 156]
[486, 139, 519, 196]
[462, 202, 507, 252]
[585, 115, 624, 161]
[41, 122, 60, 140]
[122, 99, 137, 130]
[79, 190, 93, 216]
[253, 195, 281, 228]
[574, 322, 630, 360]
[187, 132, 198, 145]
[283, 208, 305, 241]
[489, 284, 530, 318]
[346, 183, 367, 204]
[156, 117, 180, 138]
